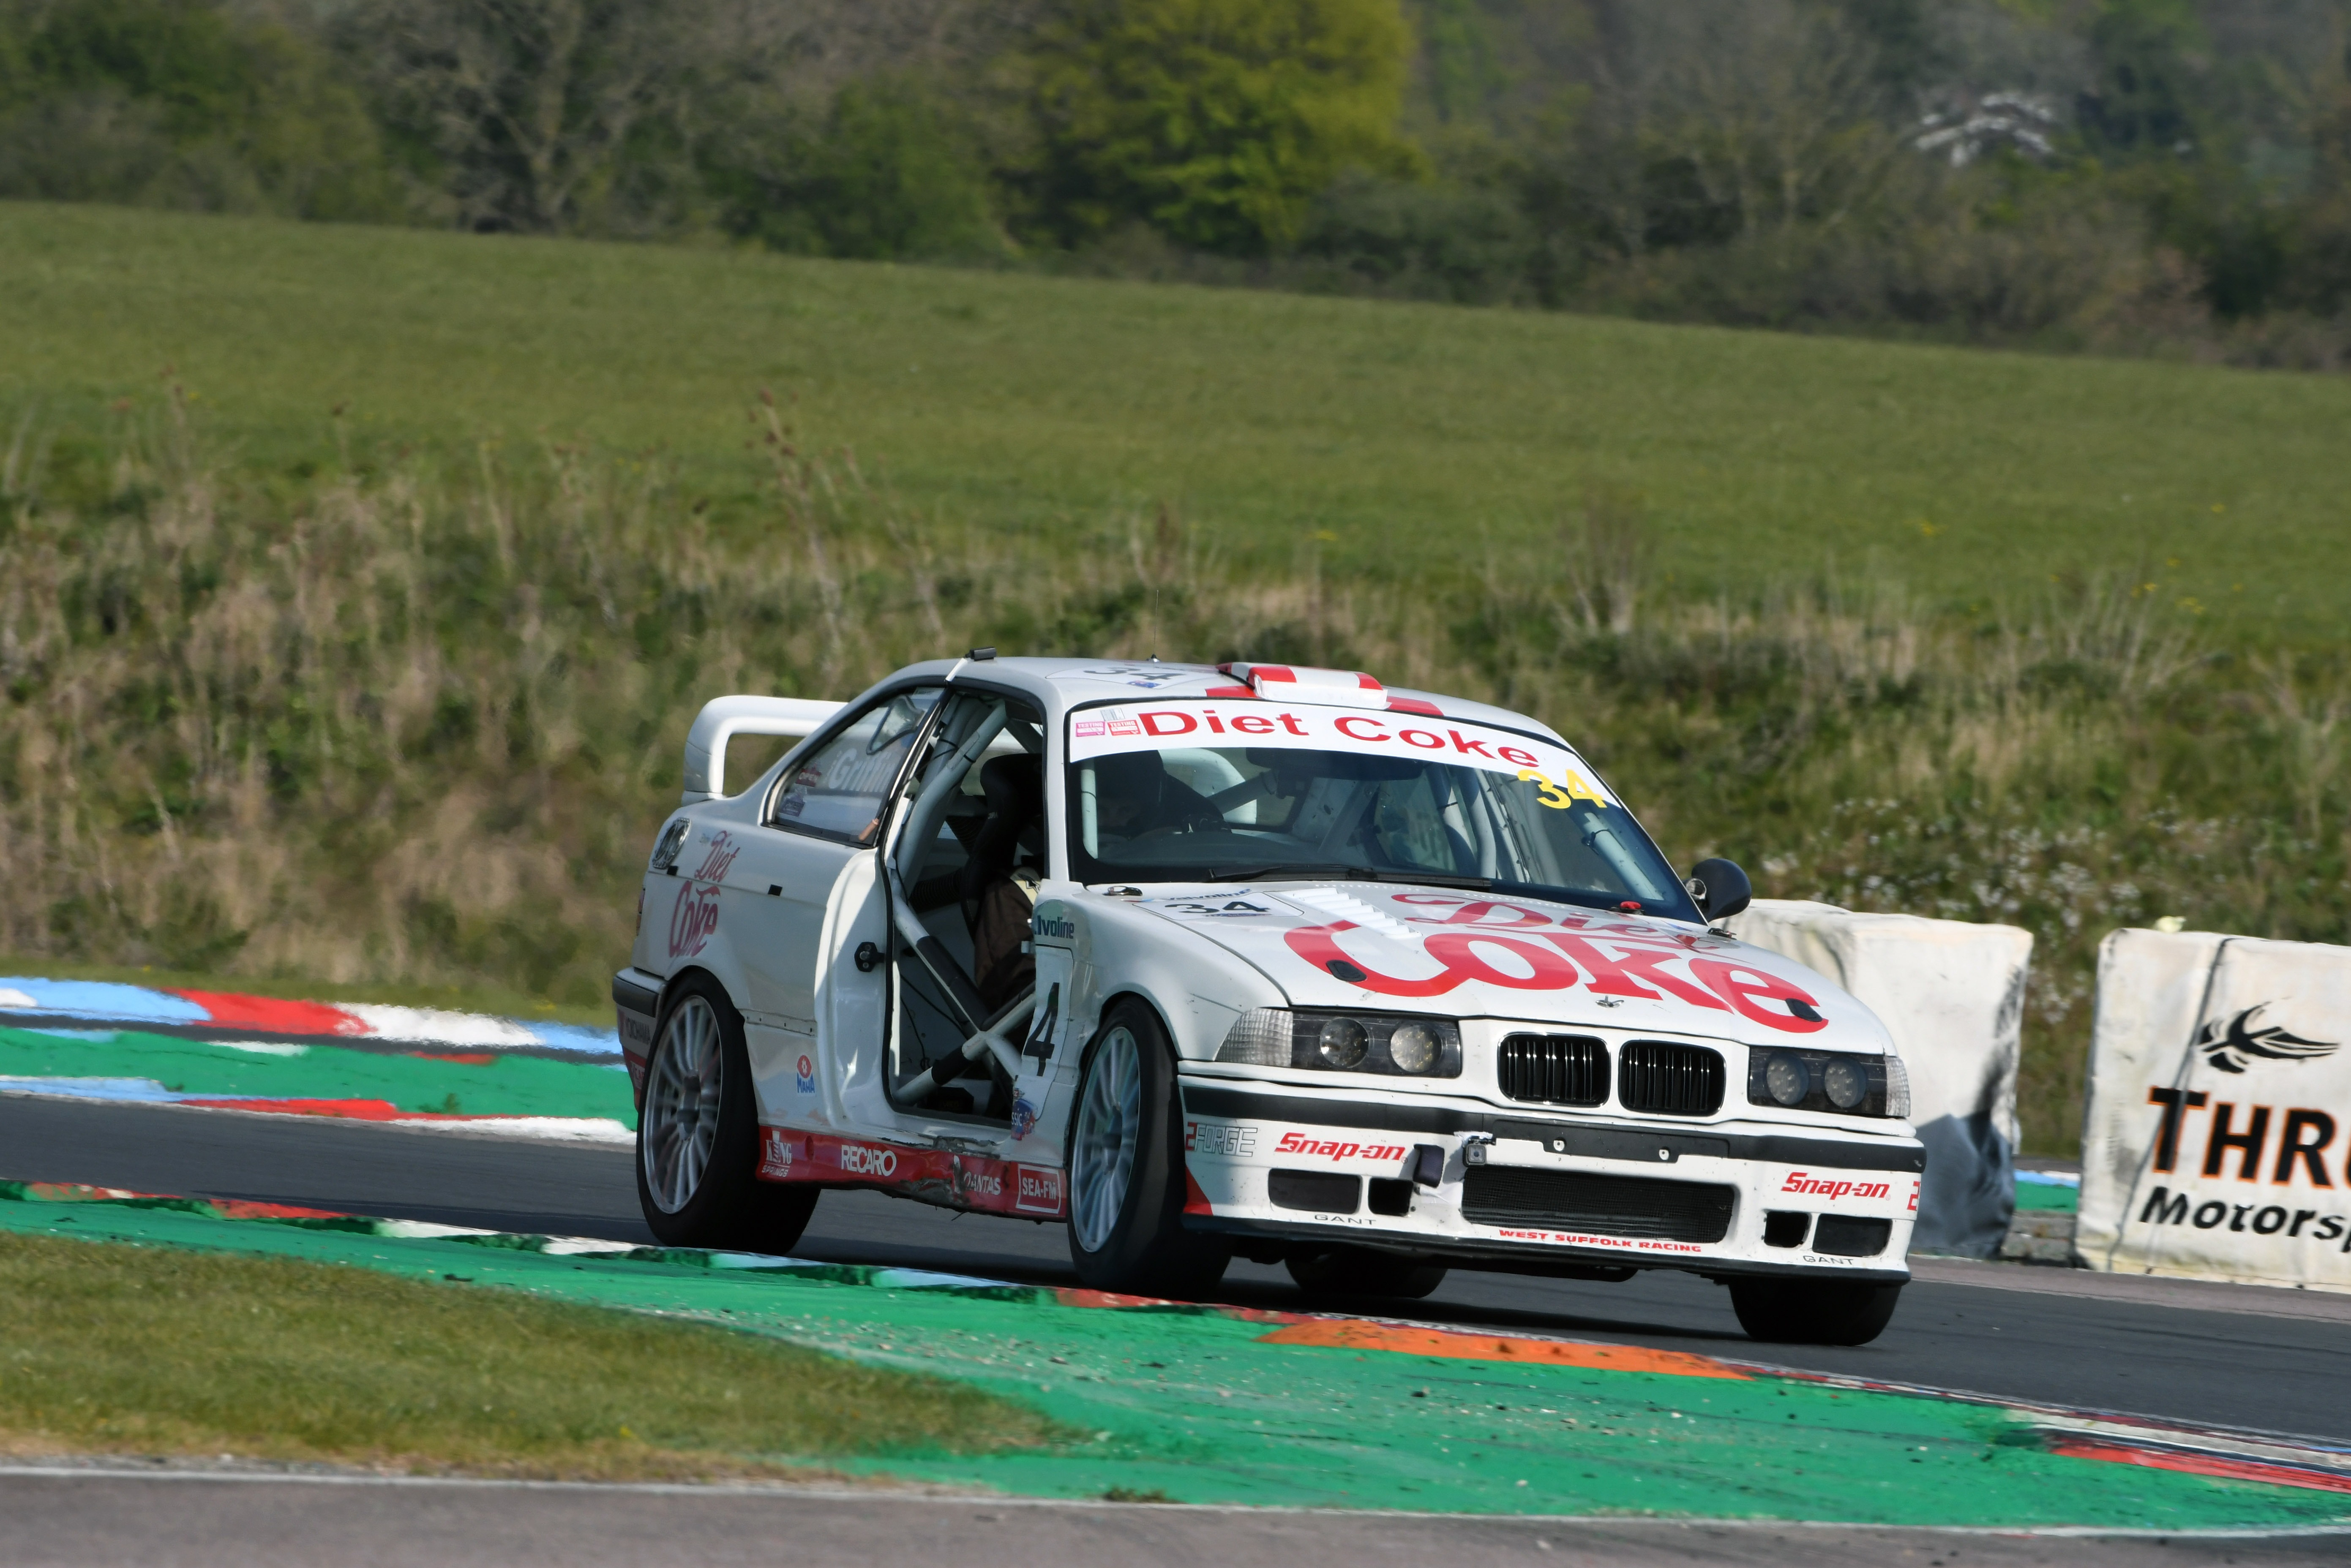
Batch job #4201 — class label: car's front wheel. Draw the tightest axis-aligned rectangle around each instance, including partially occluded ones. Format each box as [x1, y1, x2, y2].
[1728, 1277, 1903, 1345]
[636, 972, 818, 1252]
[1066, 1000, 1230, 1298]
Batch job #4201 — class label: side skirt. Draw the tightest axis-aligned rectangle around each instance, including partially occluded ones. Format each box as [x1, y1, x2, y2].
[755, 1127, 1068, 1221]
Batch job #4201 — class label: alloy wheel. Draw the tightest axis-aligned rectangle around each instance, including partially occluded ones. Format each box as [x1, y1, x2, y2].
[1070, 1024, 1143, 1252]
[642, 995, 725, 1214]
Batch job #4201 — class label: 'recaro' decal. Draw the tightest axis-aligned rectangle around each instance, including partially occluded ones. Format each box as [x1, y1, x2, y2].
[757, 1129, 1069, 1219]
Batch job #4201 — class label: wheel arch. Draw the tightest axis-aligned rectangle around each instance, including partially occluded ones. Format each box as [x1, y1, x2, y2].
[1064, 988, 1176, 1140]
[639, 965, 738, 1105]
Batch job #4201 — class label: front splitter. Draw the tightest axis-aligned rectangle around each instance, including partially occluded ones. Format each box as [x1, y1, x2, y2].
[1183, 1210, 1912, 1284]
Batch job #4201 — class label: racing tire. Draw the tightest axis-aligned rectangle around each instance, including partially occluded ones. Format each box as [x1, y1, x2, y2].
[1065, 999, 1231, 1298]
[1285, 1246, 1448, 1301]
[636, 972, 819, 1253]
[1728, 1277, 1903, 1346]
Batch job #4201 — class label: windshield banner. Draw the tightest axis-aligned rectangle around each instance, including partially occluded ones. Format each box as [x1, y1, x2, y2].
[1068, 701, 1620, 810]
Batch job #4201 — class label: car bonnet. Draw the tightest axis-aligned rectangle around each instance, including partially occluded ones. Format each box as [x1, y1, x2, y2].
[1131, 883, 1892, 1053]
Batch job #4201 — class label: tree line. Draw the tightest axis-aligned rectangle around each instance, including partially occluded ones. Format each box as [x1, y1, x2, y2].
[3, 0, 2347, 362]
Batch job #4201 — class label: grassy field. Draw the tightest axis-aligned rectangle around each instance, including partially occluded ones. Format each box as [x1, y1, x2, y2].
[3, 200, 2347, 637]
[0, 1232, 1060, 1477]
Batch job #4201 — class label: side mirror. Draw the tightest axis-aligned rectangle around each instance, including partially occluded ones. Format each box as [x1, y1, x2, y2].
[1685, 857, 1752, 924]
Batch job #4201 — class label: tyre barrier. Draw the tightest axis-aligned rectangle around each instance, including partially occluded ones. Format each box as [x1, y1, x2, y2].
[2079, 928, 2351, 1292]
[1725, 900, 2032, 1258]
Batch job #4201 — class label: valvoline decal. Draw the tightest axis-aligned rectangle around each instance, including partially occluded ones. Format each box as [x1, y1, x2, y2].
[1033, 904, 1076, 942]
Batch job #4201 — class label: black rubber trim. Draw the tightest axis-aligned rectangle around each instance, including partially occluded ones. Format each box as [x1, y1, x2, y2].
[1177, 1083, 1924, 1172]
[612, 971, 660, 1015]
[1181, 1212, 1910, 1283]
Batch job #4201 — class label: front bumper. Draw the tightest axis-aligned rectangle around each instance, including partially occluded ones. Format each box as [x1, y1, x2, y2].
[1177, 1075, 1924, 1283]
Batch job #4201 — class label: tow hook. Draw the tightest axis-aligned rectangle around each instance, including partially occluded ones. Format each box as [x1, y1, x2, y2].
[1460, 1132, 1496, 1167]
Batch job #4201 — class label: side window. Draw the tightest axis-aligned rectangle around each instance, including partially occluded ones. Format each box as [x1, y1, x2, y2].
[769, 688, 942, 844]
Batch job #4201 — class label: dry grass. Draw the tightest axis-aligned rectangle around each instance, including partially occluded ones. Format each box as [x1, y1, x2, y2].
[1, 391, 2342, 1152]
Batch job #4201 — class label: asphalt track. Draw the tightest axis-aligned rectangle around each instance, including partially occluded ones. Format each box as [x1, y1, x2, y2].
[7, 1094, 2348, 1447]
[1, 1469, 2346, 1568]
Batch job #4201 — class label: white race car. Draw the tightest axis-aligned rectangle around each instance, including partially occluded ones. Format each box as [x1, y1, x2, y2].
[614, 656, 1923, 1344]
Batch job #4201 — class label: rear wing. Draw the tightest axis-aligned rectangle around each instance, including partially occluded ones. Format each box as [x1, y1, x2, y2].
[681, 695, 844, 803]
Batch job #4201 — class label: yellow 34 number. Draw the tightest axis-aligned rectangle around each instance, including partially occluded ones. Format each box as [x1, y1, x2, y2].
[1517, 767, 1606, 810]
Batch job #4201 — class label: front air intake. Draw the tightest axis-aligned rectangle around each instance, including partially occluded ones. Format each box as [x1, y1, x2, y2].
[1497, 1033, 1609, 1106]
[1812, 1215, 1892, 1257]
[1617, 1042, 1725, 1116]
[1462, 1166, 1734, 1243]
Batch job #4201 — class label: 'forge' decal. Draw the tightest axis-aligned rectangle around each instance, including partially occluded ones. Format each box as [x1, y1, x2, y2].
[1283, 895, 1828, 1031]
[756, 1129, 1068, 1220]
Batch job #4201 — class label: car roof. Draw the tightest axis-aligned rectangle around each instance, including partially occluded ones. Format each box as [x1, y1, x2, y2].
[886, 656, 1569, 746]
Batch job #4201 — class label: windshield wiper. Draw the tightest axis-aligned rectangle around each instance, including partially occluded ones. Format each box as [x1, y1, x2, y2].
[1204, 864, 1493, 889]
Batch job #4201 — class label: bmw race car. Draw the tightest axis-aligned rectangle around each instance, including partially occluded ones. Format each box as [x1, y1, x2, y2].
[615, 656, 1925, 1345]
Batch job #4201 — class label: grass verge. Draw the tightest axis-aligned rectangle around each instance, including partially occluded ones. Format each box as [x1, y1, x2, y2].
[0, 1233, 1062, 1479]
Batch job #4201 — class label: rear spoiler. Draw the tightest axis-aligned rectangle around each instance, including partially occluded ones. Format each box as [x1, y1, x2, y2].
[681, 695, 845, 803]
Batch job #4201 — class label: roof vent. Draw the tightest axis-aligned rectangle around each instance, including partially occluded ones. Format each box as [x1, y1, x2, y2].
[1222, 663, 1387, 709]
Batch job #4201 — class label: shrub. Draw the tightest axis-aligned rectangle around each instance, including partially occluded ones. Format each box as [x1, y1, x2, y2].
[1023, 0, 1422, 253]
[0, 0, 401, 220]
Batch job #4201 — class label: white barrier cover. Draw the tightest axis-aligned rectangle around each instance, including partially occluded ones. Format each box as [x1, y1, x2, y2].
[1726, 899, 2032, 1256]
[2078, 928, 2351, 1292]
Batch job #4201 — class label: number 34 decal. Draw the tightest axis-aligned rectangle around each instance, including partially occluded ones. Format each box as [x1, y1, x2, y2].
[1517, 768, 1608, 811]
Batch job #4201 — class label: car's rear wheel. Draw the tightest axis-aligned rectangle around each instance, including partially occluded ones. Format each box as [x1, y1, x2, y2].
[637, 972, 818, 1252]
[1285, 1245, 1448, 1301]
[1728, 1277, 1903, 1345]
[1066, 1000, 1230, 1298]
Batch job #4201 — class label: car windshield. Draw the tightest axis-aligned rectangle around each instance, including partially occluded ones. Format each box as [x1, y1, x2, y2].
[1064, 701, 1701, 921]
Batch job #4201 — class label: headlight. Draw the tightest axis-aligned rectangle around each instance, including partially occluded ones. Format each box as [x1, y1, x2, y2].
[1317, 1016, 1368, 1069]
[1215, 1009, 1462, 1078]
[1388, 1021, 1441, 1074]
[1763, 1053, 1810, 1107]
[1746, 1048, 1897, 1117]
